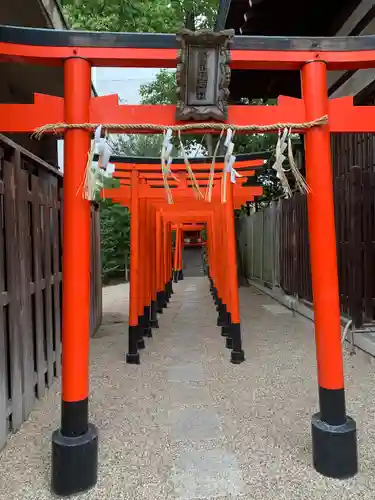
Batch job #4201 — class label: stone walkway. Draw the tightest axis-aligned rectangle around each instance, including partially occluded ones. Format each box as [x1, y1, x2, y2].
[182, 247, 204, 277]
[1, 278, 375, 499]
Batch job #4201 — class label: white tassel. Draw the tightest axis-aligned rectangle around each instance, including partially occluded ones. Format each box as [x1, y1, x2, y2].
[165, 128, 173, 141]
[272, 128, 292, 198]
[94, 125, 102, 144]
[79, 127, 116, 202]
[222, 132, 237, 203]
[161, 129, 174, 204]
[105, 163, 115, 177]
[225, 141, 234, 159]
[98, 142, 111, 169]
[287, 129, 311, 194]
[224, 128, 233, 147]
[165, 142, 173, 160]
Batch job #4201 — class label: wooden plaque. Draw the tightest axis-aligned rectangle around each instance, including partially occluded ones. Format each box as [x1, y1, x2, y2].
[176, 28, 234, 122]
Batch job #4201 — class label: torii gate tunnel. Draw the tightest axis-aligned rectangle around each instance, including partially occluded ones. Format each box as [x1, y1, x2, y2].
[3, 24, 375, 496]
[102, 155, 263, 369]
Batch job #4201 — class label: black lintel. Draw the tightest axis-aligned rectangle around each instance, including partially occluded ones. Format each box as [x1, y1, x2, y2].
[93, 152, 271, 165]
[2, 24, 375, 52]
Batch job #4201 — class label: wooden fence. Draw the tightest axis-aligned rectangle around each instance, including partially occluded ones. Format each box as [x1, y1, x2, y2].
[238, 204, 279, 288]
[278, 194, 312, 302]
[332, 133, 375, 327]
[0, 135, 102, 450]
[239, 133, 375, 330]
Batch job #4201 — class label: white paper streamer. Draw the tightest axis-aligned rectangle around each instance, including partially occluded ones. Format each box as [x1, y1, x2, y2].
[106, 163, 115, 177]
[222, 133, 238, 202]
[224, 128, 233, 147]
[272, 128, 291, 198]
[94, 125, 102, 143]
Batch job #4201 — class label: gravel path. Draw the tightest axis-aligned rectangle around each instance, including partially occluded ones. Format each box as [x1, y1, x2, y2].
[0, 278, 375, 499]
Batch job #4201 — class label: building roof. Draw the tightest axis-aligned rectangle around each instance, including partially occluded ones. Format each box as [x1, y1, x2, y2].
[217, 0, 369, 100]
[218, 0, 362, 36]
[0, 0, 66, 109]
[0, 0, 97, 109]
[0, 0, 67, 163]
[0, 0, 67, 29]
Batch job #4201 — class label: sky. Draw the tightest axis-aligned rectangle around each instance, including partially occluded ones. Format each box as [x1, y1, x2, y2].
[57, 67, 158, 170]
[92, 67, 159, 104]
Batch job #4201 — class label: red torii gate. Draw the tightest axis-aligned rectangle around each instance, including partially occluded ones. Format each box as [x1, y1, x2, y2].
[104, 174, 261, 364]
[0, 23, 370, 495]
[108, 156, 265, 317]
[171, 222, 206, 279]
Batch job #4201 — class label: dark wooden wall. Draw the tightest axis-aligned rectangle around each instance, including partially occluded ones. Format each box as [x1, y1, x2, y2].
[278, 193, 312, 302]
[0, 134, 102, 450]
[277, 133, 375, 328]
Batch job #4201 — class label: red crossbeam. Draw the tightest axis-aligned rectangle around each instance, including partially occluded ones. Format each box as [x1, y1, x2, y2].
[1, 93, 374, 133]
[2, 40, 375, 71]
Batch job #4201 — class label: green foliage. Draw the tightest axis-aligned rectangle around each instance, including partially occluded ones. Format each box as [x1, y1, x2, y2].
[236, 133, 283, 206]
[60, 0, 219, 33]
[100, 199, 130, 281]
[111, 134, 164, 157]
[97, 176, 129, 281]
[140, 70, 177, 105]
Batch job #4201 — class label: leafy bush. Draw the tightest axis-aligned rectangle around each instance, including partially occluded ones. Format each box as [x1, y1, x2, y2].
[100, 199, 130, 282]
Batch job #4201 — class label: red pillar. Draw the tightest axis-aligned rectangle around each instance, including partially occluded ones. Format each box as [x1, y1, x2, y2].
[163, 219, 169, 304]
[206, 219, 214, 282]
[156, 210, 164, 313]
[165, 221, 173, 300]
[215, 204, 225, 326]
[179, 227, 184, 280]
[211, 209, 223, 318]
[139, 192, 152, 340]
[51, 57, 98, 496]
[150, 204, 160, 327]
[173, 225, 180, 282]
[127, 170, 143, 362]
[223, 175, 244, 363]
[162, 218, 168, 304]
[302, 60, 357, 479]
[169, 223, 173, 290]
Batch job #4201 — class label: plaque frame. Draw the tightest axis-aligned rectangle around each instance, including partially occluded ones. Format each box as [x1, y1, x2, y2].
[175, 28, 234, 122]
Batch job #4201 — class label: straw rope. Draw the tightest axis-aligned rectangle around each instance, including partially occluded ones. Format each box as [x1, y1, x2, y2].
[161, 157, 174, 204]
[205, 129, 224, 202]
[45, 116, 327, 203]
[177, 130, 204, 200]
[31, 115, 328, 139]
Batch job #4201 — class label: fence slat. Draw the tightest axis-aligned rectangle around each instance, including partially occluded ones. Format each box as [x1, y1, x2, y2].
[349, 166, 363, 328]
[0, 168, 8, 448]
[3, 160, 23, 431]
[363, 169, 375, 322]
[31, 175, 46, 398]
[51, 184, 61, 377]
[14, 154, 35, 420]
[43, 181, 54, 387]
